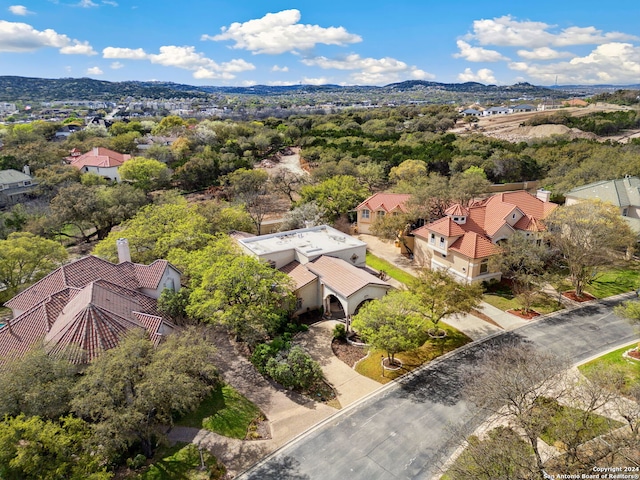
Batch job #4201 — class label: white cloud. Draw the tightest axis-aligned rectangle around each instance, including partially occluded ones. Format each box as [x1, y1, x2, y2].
[101, 0, 118, 5]
[77, 0, 98, 7]
[508, 42, 640, 84]
[271, 65, 289, 72]
[302, 77, 330, 85]
[86, 66, 103, 75]
[110, 61, 124, 69]
[103, 47, 148, 59]
[8, 5, 32, 16]
[517, 47, 573, 60]
[467, 15, 636, 48]
[453, 40, 509, 62]
[205, 9, 362, 54]
[102, 44, 255, 79]
[0, 20, 95, 55]
[60, 40, 96, 55]
[302, 53, 434, 85]
[266, 80, 295, 86]
[457, 68, 497, 84]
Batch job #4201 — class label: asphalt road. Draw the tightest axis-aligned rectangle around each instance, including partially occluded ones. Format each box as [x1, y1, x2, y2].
[239, 296, 639, 480]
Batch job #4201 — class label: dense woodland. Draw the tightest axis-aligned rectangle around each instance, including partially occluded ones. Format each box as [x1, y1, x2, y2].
[1, 104, 640, 477]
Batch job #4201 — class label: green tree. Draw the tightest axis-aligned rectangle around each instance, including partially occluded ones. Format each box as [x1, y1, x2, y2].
[450, 166, 492, 206]
[489, 233, 550, 313]
[94, 197, 211, 263]
[409, 268, 482, 336]
[0, 232, 68, 301]
[351, 290, 427, 364]
[298, 175, 369, 221]
[0, 415, 112, 480]
[71, 328, 219, 459]
[174, 150, 220, 191]
[109, 131, 141, 154]
[118, 157, 171, 192]
[187, 254, 295, 344]
[50, 183, 148, 242]
[151, 115, 187, 136]
[264, 346, 323, 391]
[546, 200, 637, 297]
[0, 346, 78, 420]
[196, 200, 255, 235]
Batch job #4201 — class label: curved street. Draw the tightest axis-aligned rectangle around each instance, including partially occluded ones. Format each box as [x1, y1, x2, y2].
[239, 295, 639, 480]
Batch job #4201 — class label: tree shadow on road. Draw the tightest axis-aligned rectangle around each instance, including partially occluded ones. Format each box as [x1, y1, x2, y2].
[395, 332, 528, 406]
[241, 455, 310, 480]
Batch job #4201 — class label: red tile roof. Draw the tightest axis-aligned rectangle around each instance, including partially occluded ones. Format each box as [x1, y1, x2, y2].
[356, 193, 411, 214]
[415, 191, 556, 260]
[449, 232, 500, 259]
[1, 256, 178, 364]
[68, 147, 131, 169]
[306, 256, 390, 298]
[5, 256, 174, 313]
[414, 217, 466, 238]
[444, 204, 469, 216]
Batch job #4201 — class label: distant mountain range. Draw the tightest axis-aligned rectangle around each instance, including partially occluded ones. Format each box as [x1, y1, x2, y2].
[0, 75, 636, 103]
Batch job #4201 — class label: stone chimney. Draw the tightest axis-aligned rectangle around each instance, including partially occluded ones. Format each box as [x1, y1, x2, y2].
[116, 238, 131, 263]
[536, 188, 551, 203]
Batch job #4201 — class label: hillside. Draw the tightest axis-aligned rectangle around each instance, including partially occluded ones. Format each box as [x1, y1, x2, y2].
[0, 76, 565, 103]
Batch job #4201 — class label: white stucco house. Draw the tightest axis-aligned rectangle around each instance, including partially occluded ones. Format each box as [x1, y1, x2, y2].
[237, 225, 392, 319]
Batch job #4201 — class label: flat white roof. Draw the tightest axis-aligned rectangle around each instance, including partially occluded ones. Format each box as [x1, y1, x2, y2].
[239, 225, 365, 257]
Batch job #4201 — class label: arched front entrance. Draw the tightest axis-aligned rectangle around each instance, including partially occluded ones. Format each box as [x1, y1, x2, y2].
[353, 298, 373, 316]
[323, 294, 346, 320]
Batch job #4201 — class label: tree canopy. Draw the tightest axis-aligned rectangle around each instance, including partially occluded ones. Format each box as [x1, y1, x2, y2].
[0, 232, 68, 301]
[545, 199, 637, 297]
[351, 290, 427, 363]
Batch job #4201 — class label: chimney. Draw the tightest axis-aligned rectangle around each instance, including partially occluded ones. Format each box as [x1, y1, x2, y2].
[116, 238, 131, 263]
[22, 165, 31, 176]
[536, 188, 551, 203]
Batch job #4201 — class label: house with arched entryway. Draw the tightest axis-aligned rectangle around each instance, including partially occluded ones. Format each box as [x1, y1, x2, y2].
[237, 225, 392, 319]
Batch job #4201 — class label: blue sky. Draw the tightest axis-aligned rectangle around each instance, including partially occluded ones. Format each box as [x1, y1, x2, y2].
[0, 0, 638, 86]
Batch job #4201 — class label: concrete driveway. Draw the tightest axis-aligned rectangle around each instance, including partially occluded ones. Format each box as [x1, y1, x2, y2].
[238, 295, 639, 480]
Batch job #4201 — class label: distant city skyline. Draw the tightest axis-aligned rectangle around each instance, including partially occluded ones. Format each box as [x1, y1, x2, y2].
[0, 1, 638, 87]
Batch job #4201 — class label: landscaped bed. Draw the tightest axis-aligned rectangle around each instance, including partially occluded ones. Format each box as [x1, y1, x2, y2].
[353, 324, 471, 384]
[483, 280, 563, 316]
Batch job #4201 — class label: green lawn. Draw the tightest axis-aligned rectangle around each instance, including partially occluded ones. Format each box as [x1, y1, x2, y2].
[578, 342, 640, 393]
[539, 398, 622, 446]
[355, 324, 471, 383]
[134, 443, 225, 480]
[584, 266, 640, 299]
[483, 291, 563, 315]
[175, 384, 262, 439]
[365, 252, 416, 285]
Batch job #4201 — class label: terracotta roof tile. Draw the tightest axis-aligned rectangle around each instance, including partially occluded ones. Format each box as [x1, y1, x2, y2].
[444, 204, 469, 216]
[306, 256, 390, 298]
[449, 232, 499, 259]
[1, 255, 178, 364]
[416, 217, 466, 238]
[279, 261, 317, 290]
[356, 193, 411, 214]
[68, 147, 131, 169]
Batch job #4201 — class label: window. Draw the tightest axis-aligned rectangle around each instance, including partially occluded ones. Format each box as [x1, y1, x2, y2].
[453, 217, 459, 222]
[480, 259, 489, 274]
[295, 297, 303, 310]
[623, 208, 628, 217]
[430, 233, 435, 244]
[377, 210, 385, 217]
[23, 181, 31, 186]
[361, 209, 370, 219]
[439, 236, 445, 246]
